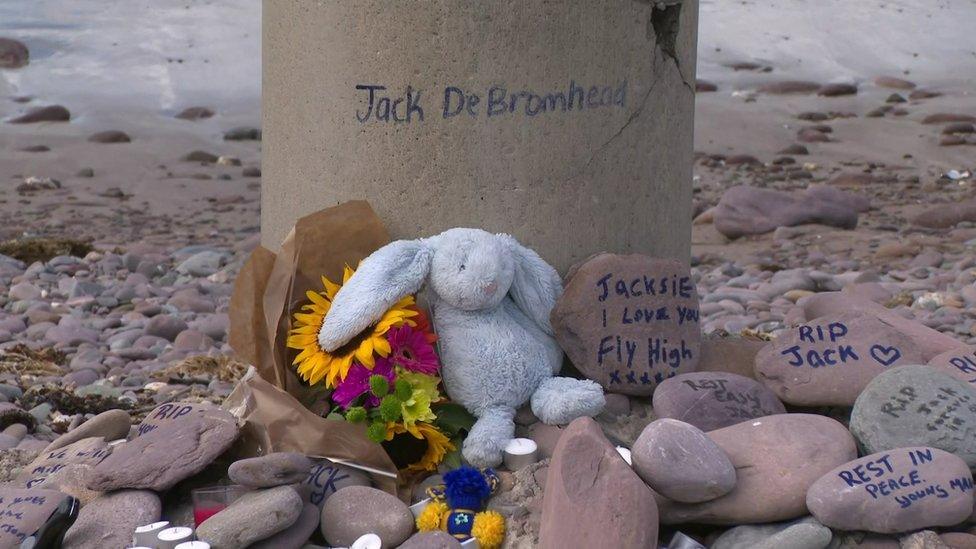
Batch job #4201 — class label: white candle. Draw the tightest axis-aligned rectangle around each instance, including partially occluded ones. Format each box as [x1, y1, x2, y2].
[156, 526, 194, 549]
[350, 533, 382, 549]
[133, 521, 170, 546]
[503, 438, 538, 471]
[409, 498, 431, 519]
[175, 543, 211, 549]
[616, 446, 632, 466]
[460, 538, 481, 548]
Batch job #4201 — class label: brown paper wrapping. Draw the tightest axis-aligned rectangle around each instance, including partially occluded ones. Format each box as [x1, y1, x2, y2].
[226, 200, 398, 490]
[223, 368, 397, 493]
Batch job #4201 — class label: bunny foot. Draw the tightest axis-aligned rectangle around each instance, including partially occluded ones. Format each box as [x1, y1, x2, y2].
[461, 406, 515, 468]
[531, 377, 605, 425]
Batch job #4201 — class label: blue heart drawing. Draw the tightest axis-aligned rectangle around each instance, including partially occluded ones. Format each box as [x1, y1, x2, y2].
[870, 345, 901, 367]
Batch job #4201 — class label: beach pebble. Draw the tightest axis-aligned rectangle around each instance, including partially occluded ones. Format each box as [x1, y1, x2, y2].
[0, 37, 29, 68]
[632, 419, 736, 503]
[657, 414, 856, 525]
[229, 452, 312, 488]
[144, 314, 188, 341]
[175, 106, 215, 120]
[8, 105, 70, 124]
[250, 500, 321, 549]
[711, 517, 833, 549]
[87, 407, 238, 491]
[398, 531, 462, 548]
[303, 460, 371, 510]
[197, 486, 303, 549]
[8, 282, 41, 301]
[807, 447, 973, 533]
[850, 365, 976, 467]
[177, 250, 226, 276]
[551, 253, 700, 395]
[539, 417, 658, 548]
[0, 488, 68, 547]
[712, 185, 859, 239]
[62, 490, 161, 549]
[321, 486, 414, 549]
[652, 371, 785, 431]
[224, 126, 262, 141]
[755, 311, 925, 406]
[818, 83, 857, 96]
[87, 130, 131, 143]
[927, 346, 976, 387]
[44, 409, 131, 452]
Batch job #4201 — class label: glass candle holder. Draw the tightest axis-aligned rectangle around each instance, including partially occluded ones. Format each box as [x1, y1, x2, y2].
[190, 485, 247, 527]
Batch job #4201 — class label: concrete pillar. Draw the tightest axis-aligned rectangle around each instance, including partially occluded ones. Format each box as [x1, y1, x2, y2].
[263, 0, 698, 272]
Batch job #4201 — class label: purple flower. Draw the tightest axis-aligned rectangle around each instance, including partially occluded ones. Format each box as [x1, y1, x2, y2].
[332, 358, 395, 409]
[386, 325, 440, 375]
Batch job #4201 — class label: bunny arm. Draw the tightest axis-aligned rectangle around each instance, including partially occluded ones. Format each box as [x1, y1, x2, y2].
[319, 239, 433, 352]
[498, 234, 563, 337]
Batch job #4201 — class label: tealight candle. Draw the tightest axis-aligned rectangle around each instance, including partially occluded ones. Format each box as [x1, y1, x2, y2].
[502, 438, 538, 471]
[615, 446, 632, 466]
[175, 542, 211, 549]
[156, 526, 194, 549]
[409, 497, 431, 519]
[350, 533, 382, 549]
[132, 520, 170, 547]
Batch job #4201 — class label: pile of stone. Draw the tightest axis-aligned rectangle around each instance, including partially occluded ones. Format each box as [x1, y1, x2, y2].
[4, 245, 976, 548]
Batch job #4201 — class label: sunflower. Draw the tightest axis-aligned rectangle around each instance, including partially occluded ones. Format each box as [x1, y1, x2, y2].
[287, 266, 419, 388]
[383, 421, 454, 474]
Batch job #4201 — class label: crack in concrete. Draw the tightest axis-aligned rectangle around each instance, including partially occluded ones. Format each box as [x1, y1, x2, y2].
[562, 1, 692, 183]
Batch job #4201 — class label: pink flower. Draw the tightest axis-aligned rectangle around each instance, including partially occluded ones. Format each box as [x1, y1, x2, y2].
[332, 358, 395, 409]
[386, 325, 440, 375]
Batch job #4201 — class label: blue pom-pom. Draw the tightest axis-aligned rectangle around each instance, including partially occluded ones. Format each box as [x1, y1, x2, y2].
[443, 466, 491, 511]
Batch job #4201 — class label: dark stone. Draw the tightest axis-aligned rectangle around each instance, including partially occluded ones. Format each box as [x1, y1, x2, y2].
[0, 38, 29, 68]
[8, 105, 70, 124]
[87, 130, 131, 144]
[175, 106, 215, 120]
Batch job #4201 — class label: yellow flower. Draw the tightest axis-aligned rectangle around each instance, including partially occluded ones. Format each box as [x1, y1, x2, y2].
[286, 266, 418, 388]
[385, 421, 454, 473]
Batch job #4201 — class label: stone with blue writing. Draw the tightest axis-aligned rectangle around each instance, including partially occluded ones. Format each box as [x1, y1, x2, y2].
[16, 436, 112, 489]
[850, 365, 976, 468]
[303, 460, 371, 511]
[0, 487, 69, 548]
[632, 418, 736, 503]
[87, 406, 239, 491]
[136, 401, 215, 437]
[551, 253, 701, 396]
[652, 372, 785, 431]
[927, 345, 976, 387]
[656, 414, 857, 525]
[806, 447, 973, 533]
[755, 311, 925, 406]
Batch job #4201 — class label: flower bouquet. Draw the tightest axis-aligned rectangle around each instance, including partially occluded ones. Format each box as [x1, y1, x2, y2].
[287, 266, 471, 474]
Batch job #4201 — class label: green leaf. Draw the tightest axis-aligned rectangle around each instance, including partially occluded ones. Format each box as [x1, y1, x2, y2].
[432, 402, 476, 437]
[441, 438, 464, 470]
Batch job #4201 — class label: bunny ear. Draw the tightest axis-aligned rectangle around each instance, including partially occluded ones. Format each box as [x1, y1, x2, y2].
[498, 234, 563, 336]
[319, 239, 433, 351]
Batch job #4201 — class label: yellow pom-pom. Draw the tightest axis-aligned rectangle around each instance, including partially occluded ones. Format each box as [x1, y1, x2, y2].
[471, 510, 506, 549]
[416, 501, 450, 532]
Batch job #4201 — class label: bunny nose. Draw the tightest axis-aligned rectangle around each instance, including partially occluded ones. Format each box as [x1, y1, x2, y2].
[483, 281, 499, 296]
